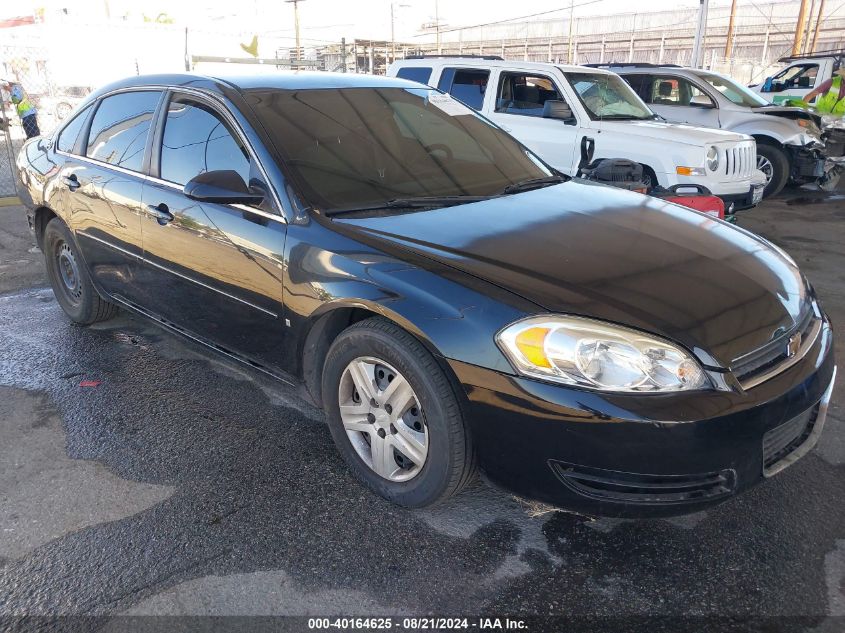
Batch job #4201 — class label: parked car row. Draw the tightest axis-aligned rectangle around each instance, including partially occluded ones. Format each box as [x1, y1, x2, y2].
[390, 57, 766, 213]
[15, 70, 835, 518]
[389, 55, 843, 204]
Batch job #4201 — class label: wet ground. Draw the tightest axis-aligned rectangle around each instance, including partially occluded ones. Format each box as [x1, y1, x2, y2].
[0, 188, 843, 631]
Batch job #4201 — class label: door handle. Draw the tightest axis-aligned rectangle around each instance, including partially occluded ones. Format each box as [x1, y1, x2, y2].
[145, 203, 174, 226]
[62, 174, 80, 191]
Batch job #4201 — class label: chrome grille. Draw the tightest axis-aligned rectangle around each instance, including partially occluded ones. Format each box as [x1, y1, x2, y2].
[731, 305, 821, 389]
[723, 142, 754, 180]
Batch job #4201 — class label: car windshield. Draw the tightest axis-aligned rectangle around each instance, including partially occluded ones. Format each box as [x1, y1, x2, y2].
[696, 71, 770, 107]
[564, 71, 654, 120]
[245, 86, 552, 212]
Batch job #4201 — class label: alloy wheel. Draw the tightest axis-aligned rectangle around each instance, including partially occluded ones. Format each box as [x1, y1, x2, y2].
[338, 356, 428, 482]
[757, 154, 774, 185]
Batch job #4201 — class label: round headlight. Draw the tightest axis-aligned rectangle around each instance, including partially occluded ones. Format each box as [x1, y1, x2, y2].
[497, 315, 709, 392]
[706, 146, 720, 171]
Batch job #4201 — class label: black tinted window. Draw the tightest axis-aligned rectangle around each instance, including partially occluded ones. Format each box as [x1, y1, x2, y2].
[621, 74, 653, 102]
[159, 96, 250, 186]
[437, 68, 489, 110]
[86, 91, 161, 171]
[396, 67, 433, 86]
[245, 87, 549, 212]
[56, 104, 91, 153]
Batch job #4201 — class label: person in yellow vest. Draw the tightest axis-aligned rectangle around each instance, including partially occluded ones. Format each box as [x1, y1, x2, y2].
[1, 79, 40, 138]
[803, 68, 845, 116]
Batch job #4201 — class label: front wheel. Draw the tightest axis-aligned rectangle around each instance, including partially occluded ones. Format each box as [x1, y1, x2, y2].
[757, 144, 790, 198]
[322, 317, 475, 507]
[43, 218, 118, 324]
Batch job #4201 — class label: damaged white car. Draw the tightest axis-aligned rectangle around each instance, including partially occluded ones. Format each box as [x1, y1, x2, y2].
[611, 65, 842, 197]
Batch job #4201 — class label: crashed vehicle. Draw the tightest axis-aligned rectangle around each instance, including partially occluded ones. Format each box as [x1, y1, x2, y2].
[612, 64, 842, 198]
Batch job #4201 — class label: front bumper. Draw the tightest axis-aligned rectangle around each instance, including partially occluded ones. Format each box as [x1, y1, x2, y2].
[788, 145, 827, 183]
[450, 318, 835, 518]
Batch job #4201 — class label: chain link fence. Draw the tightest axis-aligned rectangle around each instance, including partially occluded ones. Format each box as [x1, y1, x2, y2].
[1, 43, 75, 197]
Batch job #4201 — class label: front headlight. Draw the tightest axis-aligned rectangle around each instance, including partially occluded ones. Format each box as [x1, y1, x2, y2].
[796, 118, 821, 137]
[706, 145, 720, 171]
[497, 316, 709, 392]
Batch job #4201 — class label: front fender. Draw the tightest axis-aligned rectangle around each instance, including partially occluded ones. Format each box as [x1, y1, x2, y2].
[281, 218, 539, 379]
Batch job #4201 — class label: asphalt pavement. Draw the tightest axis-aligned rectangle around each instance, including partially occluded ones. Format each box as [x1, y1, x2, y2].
[0, 188, 843, 632]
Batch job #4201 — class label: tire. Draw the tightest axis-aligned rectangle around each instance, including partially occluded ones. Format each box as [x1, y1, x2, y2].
[43, 217, 118, 325]
[322, 317, 476, 507]
[757, 143, 790, 199]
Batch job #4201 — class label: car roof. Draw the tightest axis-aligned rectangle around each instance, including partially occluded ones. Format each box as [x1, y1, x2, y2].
[393, 57, 614, 75]
[87, 71, 425, 101]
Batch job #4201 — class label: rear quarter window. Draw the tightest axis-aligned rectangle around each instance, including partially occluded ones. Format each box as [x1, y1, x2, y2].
[56, 104, 92, 154]
[396, 67, 433, 86]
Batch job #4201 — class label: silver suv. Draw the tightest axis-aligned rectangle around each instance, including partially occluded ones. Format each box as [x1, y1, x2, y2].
[601, 64, 830, 198]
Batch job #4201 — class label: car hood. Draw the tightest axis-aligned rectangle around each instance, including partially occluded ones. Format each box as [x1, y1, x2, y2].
[335, 181, 807, 367]
[752, 105, 822, 125]
[598, 119, 750, 147]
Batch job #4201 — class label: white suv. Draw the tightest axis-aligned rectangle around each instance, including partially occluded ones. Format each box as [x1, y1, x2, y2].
[606, 64, 830, 198]
[388, 57, 765, 211]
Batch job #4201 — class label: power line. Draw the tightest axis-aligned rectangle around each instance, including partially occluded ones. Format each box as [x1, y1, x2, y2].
[412, 0, 609, 38]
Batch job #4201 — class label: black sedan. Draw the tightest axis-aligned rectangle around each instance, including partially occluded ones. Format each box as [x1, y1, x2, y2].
[16, 72, 836, 517]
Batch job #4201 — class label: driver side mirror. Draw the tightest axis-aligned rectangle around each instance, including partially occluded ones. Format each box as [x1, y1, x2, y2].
[183, 170, 264, 205]
[543, 100, 575, 123]
[689, 95, 715, 109]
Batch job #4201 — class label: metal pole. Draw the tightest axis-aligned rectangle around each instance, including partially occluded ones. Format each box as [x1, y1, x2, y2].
[724, 0, 737, 58]
[341, 37, 347, 72]
[184, 26, 191, 71]
[690, 0, 709, 68]
[391, 3, 395, 62]
[811, 0, 826, 52]
[628, 15, 636, 62]
[803, 0, 816, 53]
[567, 2, 575, 64]
[658, 34, 665, 63]
[792, 0, 810, 56]
[353, 39, 358, 73]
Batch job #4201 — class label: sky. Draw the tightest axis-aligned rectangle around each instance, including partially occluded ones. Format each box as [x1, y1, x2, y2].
[7, 0, 710, 43]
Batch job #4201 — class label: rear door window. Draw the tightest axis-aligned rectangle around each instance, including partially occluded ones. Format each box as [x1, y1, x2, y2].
[621, 74, 653, 102]
[86, 90, 162, 172]
[396, 66, 433, 86]
[437, 68, 490, 110]
[56, 104, 92, 154]
[495, 72, 563, 117]
[649, 76, 713, 106]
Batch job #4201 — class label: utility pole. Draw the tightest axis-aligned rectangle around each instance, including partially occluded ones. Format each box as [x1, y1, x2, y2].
[341, 37, 347, 72]
[811, 0, 826, 53]
[391, 3, 396, 62]
[567, 1, 575, 64]
[285, 0, 305, 61]
[802, 0, 816, 53]
[435, 0, 441, 54]
[792, 0, 810, 55]
[724, 0, 737, 58]
[690, 0, 709, 68]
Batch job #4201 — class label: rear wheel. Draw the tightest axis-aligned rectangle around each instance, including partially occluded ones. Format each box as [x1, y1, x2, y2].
[322, 317, 475, 507]
[43, 218, 118, 324]
[756, 143, 790, 198]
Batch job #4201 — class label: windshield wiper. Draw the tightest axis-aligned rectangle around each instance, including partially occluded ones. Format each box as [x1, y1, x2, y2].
[325, 195, 493, 217]
[500, 175, 567, 195]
